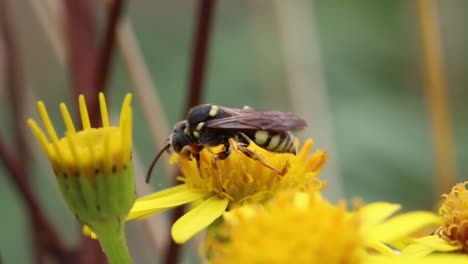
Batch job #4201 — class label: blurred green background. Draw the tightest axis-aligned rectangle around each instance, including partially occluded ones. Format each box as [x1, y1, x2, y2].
[0, 0, 467, 263]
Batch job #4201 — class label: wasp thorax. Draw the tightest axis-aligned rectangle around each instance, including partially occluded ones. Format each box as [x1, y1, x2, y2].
[187, 104, 215, 125]
[171, 121, 195, 153]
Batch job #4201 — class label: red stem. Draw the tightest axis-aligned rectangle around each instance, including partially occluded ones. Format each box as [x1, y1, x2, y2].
[64, 0, 97, 106]
[0, 0, 28, 161]
[63, 0, 110, 262]
[93, 0, 126, 99]
[0, 136, 70, 262]
[0, 0, 68, 262]
[166, 1, 217, 264]
[184, 0, 217, 112]
[63, 0, 126, 262]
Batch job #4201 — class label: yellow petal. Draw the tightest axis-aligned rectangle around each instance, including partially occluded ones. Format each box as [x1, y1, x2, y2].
[360, 202, 401, 227]
[171, 196, 229, 244]
[127, 207, 165, 220]
[99, 93, 110, 127]
[138, 184, 191, 201]
[368, 211, 441, 243]
[366, 240, 398, 256]
[400, 241, 435, 257]
[27, 119, 52, 157]
[364, 255, 468, 264]
[78, 95, 91, 130]
[60, 103, 76, 134]
[401, 235, 462, 256]
[128, 186, 208, 220]
[132, 189, 206, 212]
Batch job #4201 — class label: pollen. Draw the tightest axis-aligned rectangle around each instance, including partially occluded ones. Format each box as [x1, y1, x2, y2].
[206, 190, 363, 264]
[436, 181, 468, 252]
[172, 138, 327, 206]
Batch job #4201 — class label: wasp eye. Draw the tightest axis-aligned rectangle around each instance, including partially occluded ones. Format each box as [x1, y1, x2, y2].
[173, 121, 187, 131]
[171, 121, 193, 153]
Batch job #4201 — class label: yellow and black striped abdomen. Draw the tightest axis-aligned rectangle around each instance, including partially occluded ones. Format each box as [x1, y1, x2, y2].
[245, 130, 296, 154]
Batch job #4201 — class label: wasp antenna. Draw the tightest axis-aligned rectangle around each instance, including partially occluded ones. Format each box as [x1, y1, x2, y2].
[146, 143, 171, 183]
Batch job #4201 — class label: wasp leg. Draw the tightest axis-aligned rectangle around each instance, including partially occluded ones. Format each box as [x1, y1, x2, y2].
[236, 142, 289, 176]
[211, 143, 231, 190]
[206, 148, 215, 154]
[211, 144, 232, 167]
[179, 146, 194, 160]
[179, 145, 204, 175]
[194, 151, 201, 170]
[192, 146, 204, 168]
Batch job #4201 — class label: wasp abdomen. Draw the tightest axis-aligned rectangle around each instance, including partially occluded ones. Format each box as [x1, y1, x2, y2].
[245, 130, 296, 154]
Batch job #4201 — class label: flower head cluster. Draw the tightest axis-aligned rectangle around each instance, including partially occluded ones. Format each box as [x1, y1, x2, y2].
[402, 181, 468, 257]
[31, 93, 468, 263]
[206, 188, 467, 264]
[176, 138, 327, 203]
[28, 93, 135, 227]
[130, 139, 327, 243]
[437, 181, 468, 251]
[207, 189, 364, 264]
[29, 93, 136, 263]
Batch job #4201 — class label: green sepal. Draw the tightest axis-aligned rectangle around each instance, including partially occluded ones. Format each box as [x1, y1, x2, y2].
[56, 163, 136, 226]
[56, 163, 136, 263]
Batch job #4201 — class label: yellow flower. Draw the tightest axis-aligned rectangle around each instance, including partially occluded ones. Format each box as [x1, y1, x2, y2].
[29, 93, 133, 180]
[366, 255, 468, 264]
[437, 181, 468, 251]
[28, 93, 136, 263]
[401, 181, 468, 256]
[130, 139, 327, 243]
[207, 190, 363, 263]
[205, 189, 454, 264]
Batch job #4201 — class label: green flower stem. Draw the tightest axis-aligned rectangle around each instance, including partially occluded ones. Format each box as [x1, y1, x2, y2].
[93, 219, 133, 264]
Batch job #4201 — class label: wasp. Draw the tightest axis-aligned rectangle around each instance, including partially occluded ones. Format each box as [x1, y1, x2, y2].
[146, 104, 307, 183]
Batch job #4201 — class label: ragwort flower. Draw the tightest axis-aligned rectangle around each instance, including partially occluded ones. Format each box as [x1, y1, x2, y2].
[207, 189, 364, 263]
[437, 181, 468, 251]
[205, 189, 459, 264]
[28, 93, 135, 263]
[402, 181, 468, 256]
[130, 139, 327, 243]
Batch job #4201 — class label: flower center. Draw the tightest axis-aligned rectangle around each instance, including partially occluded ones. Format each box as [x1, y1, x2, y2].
[206, 191, 363, 264]
[437, 181, 468, 252]
[173, 139, 327, 206]
[48, 127, 130, 178]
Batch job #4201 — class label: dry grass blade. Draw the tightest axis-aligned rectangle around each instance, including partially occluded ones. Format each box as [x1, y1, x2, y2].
[30, 0, 66, 65]
[416, 0, 456, 199]
[117, 19, 175, 179]
[132, 150, 170, 256]
[273, 0, 343, 201]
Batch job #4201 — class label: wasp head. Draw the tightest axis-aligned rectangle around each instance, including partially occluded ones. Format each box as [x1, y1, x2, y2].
[171, 121, 195, 153]
[146, 121, 195, 183]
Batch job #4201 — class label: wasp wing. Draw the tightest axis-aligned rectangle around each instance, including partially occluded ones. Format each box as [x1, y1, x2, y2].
[206, 107, 307, 131]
